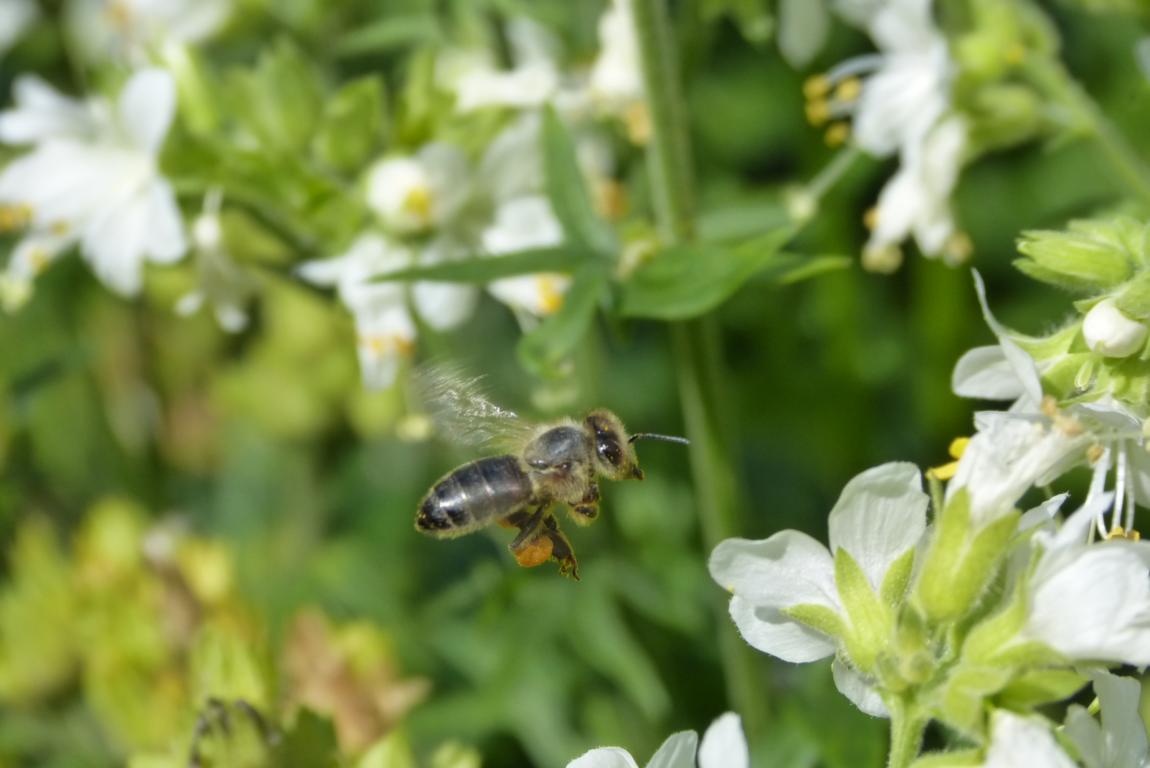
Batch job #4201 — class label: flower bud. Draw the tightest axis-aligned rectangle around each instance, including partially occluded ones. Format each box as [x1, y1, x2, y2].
[1015, 229, 1133, 291]
[366, 156, 434, 235]
[1082, 298, 1149, 358]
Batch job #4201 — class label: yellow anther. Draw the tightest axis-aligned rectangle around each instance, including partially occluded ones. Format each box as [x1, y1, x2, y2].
[1087, 442, 1105, 465]
[50, 220, 70, 236]
[402, 186, 433, 224]
[537, 276, 565, 315]
[107, 0, 132, 28]
[0, 204, 32, 232]
[805, 100, 831, 126]
[360, 334, 415, 357]
[947, 436, 970, 460]
[1041, 395, 1084, 436]
[803, 75, 831, 101]
[1040, 395, 1059, 418]
[944, 232, 973, 265]
[1106, 526, 1142, 541]
[593, 179, 628, 221]
[624, 102, 651, 145]
[833, 77, 862, 103]
[824, 122, 850, 147]
[29, 248, 51, 275]
[861, 244, 903, 274]
[863, 206, 878, 231]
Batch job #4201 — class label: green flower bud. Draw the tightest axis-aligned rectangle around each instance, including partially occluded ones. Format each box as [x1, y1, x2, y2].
[1015, 228, 1135, 292]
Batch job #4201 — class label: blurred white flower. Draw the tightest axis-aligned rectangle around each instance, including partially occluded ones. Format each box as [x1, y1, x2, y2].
[567, 713, 747, 768]
[589, 0, 644, 114]
[982, 711, 1077, 768]
[1083, 298, 1149, 358]
[66, 0, 231, 62]
[1064, 671, 1150, 768]
[810, 0, 966, 263]
[174, 190, 254, 332]
[0, 0, 38, 56]
[482, 196, 569, 317]
[299, 233, 475, 389]
[365, 144, 471, 236]
[0, 68, 187, 297]
[0, 75, 101, 145]
[709, 463, 928, 717]
[442, 18, 562, 113]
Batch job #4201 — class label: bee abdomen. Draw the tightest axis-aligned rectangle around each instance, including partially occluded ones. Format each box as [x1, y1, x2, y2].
[415, 455, 532, 538]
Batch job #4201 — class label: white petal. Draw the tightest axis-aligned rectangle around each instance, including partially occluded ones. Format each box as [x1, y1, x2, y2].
[567, 748, 641, 768]
[952, 346, 1024, 400]
[482, 195, 564, 254]
[646, 731, 697, 768]
[119, 68, 176, 154]
[984, 712, 1077, 768]
[1064, 706, 1105, 768]
[0, 75, 93, 144]
[1025, 542, 1150, 664]
[827, 462, 927, 591]
[971, 271, 1043, 404]
[1017, 493, 1067, 534]
[413, 281, 478, 331]
[831, 657, 888, 717]
[698, 713, 747, 768]
[1092, 670, 1150, 768]
[729, 594, 838, 663]
[81, 191, 151, 295]
[0, 0, 38, 55]
[143, 179, 187, 263]
[478, 113, 544, 203]
[710, 532, 839, 610]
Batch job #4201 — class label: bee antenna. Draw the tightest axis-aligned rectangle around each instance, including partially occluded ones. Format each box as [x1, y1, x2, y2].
[628, 433, 690, 446]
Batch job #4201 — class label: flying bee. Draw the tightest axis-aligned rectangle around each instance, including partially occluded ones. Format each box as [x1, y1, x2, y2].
[412, 367, 688, 580]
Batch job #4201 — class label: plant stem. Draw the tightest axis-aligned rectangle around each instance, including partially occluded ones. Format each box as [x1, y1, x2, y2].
[886, 697, 926, 768]
[632, 0, 767, 741]
[1028, 59, 1150, 207]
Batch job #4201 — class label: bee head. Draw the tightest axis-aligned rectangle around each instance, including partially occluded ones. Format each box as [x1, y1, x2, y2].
[584, 410, 643, 481]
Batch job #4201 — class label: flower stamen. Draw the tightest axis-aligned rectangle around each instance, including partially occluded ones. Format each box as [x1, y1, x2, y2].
[928, 436, 970, 481]
[0, 204, 32, 233]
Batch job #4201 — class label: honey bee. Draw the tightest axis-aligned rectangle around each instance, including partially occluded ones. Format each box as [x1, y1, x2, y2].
[413, 367, 688, 580]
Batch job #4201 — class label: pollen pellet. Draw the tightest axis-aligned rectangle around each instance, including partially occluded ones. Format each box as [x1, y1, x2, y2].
[514, 535, 554, 568]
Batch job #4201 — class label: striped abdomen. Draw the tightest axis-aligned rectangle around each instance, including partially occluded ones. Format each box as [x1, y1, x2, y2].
[415, 455, 533, 538]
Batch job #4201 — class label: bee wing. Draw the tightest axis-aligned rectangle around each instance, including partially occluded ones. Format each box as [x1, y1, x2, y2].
[413, 364, 537, 452]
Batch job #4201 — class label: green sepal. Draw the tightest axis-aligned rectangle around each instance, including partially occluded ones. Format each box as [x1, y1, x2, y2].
[312, 76, 386, 173]
[618, 225, 801, 320]
[908, 748, 983, 768]
[933, 664, 1012, 736]
[1115, 271, 1150, 321]
[995, 668, 1086, 709]
[834, 547, 889, 673]
[914, 490, 972, 624]
[541, 107, 617, 259]
[783, 603, 847, 640]
[517, 264, 610, 378]
[1015, 230, 1134, 292]
[369, 246, 589, 283]
[226, 39, 325, 154]
[880, 547, 916, 608]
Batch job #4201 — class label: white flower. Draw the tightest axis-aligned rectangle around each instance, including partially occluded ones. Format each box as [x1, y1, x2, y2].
[299, 233, 475, 389]
[0, 68, 187, 297]
[1064, 671, 1150, 768]
[0, 75, 101, 145]
[709, 463, 928, 716]
[0, 0, 38, 56]
[174, 190, 254, 332]
[482, 196, 570, 316]
[1083, 298, 1149, 358]
[981, 711, 1077, 768]
[998, 501, 1150, 666]
[442, 19, 562, 113]
[864, 115, 968, 267]
[365, 144, 471, 236]
[567, 713, 747, 768]
[589, 0, 644, 113]
[65, 0, 231, 62]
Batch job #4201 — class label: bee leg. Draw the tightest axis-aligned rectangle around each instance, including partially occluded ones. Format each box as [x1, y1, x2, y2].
[571, 484, 600, 526]
[542, 516, 580, 581]
[509, 506, 553, 569]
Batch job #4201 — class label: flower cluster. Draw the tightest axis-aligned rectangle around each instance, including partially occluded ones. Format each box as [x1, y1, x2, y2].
[707, 220, 1150, 765]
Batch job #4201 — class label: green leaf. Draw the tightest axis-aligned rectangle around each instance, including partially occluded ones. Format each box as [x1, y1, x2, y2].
[619, 226, 798, 320]
[541, 107, 616, 258]
[227, 39, 325, 153]
[334, 15, 442, 57]
[313, 76, 386, 173]
[518, 264, 610, 377]
[996, 668, 1086, 709]
[370, 246, 590, 284]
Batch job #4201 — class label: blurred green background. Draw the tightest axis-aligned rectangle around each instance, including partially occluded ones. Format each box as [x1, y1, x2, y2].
[2, 0, 1149, 766]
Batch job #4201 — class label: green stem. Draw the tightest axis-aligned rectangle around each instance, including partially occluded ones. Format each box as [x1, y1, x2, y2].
[1028, 59, 1150, 207]
[632, 0, 767, 741]
[886, 697, 927, 768]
